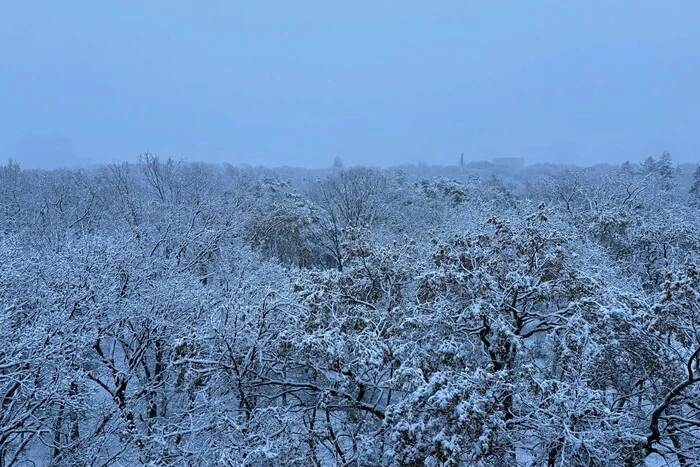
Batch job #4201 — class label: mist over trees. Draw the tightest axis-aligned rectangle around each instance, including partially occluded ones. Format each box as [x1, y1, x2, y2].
[1, 155, 700, 466]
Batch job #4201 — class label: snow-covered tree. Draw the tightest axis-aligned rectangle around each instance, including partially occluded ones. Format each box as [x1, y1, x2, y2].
[3, 158, 700, 465]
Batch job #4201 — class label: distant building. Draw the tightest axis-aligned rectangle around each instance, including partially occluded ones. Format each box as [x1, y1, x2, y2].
[492, 157, 525, 171]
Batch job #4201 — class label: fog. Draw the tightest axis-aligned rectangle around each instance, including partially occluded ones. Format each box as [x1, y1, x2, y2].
[2, 1, 699, 169]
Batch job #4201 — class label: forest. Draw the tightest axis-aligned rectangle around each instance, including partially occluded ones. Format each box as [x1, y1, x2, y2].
[1, 154, 700, 466]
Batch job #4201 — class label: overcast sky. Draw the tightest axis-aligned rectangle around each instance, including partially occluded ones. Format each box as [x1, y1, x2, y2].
[1, 1, 699, 169]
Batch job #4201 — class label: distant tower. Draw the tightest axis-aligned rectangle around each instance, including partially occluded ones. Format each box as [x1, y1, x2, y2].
[460, 152, 464, 167]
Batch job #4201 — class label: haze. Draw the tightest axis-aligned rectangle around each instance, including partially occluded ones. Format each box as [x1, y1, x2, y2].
[2, 1, 699, 169]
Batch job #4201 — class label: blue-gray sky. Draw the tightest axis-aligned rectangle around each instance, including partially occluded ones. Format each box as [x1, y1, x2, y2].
[2, 1, 699, 168]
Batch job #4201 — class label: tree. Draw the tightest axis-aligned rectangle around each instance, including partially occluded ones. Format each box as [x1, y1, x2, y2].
[138, 153, 182, 204]
[3, 157, 700, 464]
[245, 199, 324, 267]
[253, 227, 422, 465]
[690, 165, 700, 199]
[640, 259, 700, 464]
[0, 159, 21, 228]
[308, 167, 387, 270]
[658, 151, 675, 191]
[642, 156, 658, 174]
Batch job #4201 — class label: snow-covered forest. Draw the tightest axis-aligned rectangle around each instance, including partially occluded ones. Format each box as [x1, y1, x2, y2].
[2, 154, 700, 466]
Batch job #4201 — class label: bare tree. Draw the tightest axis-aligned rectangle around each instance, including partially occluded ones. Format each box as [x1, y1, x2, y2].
[308, 167, 387, 270]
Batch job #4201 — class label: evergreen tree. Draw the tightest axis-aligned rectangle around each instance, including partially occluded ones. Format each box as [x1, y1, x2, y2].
[690, 164, 700, 197]
[620, 160, 634, 175]
[658, 151, 674, 190]
[642, 155, 657, 174]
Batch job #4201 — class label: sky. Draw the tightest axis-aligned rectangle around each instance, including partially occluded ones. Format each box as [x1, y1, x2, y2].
[1, 1, 699, 169]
